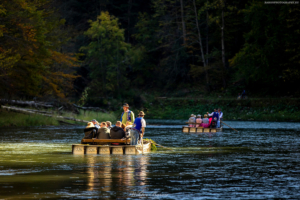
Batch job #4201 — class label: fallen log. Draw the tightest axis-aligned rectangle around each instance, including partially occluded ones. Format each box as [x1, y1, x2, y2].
[0, 99, 53, 108]
[1, 105, 89, 124]
[73, 104, 107, 113]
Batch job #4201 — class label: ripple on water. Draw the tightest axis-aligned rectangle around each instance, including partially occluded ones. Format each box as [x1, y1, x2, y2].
[0, 121, 300, 199]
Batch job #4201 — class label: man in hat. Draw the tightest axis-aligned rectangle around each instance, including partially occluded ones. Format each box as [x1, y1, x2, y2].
[120, 103, 135, 129]
[91, 119, 100, 131]
[133, 111, 146, 144]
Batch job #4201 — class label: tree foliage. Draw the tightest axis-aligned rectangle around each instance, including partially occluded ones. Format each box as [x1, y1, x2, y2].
[0, 0, 78, 99]
[1, 0, 300, 103]
[80, 12, 131, 99]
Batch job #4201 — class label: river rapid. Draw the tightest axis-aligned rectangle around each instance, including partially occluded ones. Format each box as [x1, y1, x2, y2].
[0, 121, 300, 199]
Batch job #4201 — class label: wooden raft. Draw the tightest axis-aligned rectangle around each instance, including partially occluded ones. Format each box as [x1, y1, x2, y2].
[81, 138, 130, 144]
[72, 139, 151, 155]
[182, 126, 222, 133]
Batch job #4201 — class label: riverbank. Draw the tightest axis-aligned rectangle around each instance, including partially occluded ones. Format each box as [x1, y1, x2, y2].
[0, 108, 117, 127]
[139, 98, 300, 122]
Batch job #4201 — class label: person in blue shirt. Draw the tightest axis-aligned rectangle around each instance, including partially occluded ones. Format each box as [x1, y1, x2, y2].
[207, 109, 219, 127]
[129, 111, 146, 145]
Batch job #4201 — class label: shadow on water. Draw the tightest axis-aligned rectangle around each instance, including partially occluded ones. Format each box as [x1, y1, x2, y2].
[0, 121, 300, 199]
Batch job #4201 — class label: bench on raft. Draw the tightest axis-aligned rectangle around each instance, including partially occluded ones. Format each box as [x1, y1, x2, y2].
[73, 138, 151, 155]
[81, 138, 130, 144]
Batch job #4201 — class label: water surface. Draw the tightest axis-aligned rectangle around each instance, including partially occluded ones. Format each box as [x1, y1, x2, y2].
[0, 121, 300, 199]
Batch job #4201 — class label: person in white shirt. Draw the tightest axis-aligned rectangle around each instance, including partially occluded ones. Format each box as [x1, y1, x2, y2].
[218, 108, 223, 128]
[188, 114, 196, 127]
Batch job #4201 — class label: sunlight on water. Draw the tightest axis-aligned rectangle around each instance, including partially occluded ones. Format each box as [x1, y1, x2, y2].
[0, 121, 300, 199]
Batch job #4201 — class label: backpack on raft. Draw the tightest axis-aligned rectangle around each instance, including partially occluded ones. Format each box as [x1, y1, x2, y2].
[210, 120, 217, 128]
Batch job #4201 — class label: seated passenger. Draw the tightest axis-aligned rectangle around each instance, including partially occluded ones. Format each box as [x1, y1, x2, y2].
[188, 114, 196, 127]
[106, 121, 112, 130]
[110, 121, 125, 139]
[202, 114, 210, 128]
[195, 115, 202, 127]
[96, 122, 110, 144]
[210, 117, 217, 128]
[125, 121, 133, 134]
[83, 122, 97, 139]
[92, 119, 100, 131]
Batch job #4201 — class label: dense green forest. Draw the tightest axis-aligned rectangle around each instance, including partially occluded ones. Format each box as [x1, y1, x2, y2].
[1, 0, 299, 108]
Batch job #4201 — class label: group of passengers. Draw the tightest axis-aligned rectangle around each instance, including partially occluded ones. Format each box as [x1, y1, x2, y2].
[188, 108, 223, 128]
[82, 103, 146, 145]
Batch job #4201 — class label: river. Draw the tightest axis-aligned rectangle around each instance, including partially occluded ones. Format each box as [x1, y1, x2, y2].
[0, 121, 300, 199]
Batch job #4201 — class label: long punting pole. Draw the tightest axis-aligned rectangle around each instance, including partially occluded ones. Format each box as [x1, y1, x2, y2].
[220, 120, 239, 133]
[155, 143, 174, 151]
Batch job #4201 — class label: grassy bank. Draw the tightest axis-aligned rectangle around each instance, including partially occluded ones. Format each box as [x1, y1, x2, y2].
[139, 98, 300, 121]
[0, 109, 60, 127]
[61, 110, 117, 124]
[0, 108, 118, 127]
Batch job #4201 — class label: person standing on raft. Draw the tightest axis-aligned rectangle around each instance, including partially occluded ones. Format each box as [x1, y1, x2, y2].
[134, 111, 146, 139]
[207, 109, 219, 128]
[218, 108, 223, 128]
[129, 111, 146, 145]
[120, 103, 135, 129]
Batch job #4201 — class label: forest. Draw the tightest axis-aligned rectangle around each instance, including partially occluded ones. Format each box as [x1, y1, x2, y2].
[1, 0, 300, 108]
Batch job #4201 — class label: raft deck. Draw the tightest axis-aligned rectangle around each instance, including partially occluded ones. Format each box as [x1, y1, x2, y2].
[72, 139, 151, 155]
[182, 126, 222, 133]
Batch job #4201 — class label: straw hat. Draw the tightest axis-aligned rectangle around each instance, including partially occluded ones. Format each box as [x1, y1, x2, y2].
[86, 122, 95, 128]
[190, 114, 195, 117]
[122, 103, 129, 107]
[139, 111, 145, 116]
[197, 114, 201, 118]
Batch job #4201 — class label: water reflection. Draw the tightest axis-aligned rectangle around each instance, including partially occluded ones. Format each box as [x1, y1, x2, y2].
[84, 155, 149, 196]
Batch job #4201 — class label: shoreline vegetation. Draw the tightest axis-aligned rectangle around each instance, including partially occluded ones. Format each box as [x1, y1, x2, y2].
[1, 97, 300, 127]
[138, 97, 300, 122]
[0, 108, 117, 127]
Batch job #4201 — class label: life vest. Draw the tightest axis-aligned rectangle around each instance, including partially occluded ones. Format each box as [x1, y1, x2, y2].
[134, 117, 143, 132]
[212, 112, 219, 121]
[120, 110, 132, 122]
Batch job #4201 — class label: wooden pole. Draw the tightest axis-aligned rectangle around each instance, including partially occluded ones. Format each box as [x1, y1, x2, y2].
[220, 120, 239, 133]
[155, 143, 174, 151]
[141, 135, 144, 155]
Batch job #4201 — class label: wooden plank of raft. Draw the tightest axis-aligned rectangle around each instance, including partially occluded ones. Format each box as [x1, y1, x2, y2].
[182, 127, 190, 133]
[81, 139, 130, 143]
[125, 146, 136, 154]
[72, 145, 85, 155]
[111, 146, 124, 154]
[196, 128, 203, 132]
[190, 127, 196, 133]
[86, 146, 98, 154]
[204, 128, 210, 133]
[99, 147, 110, 154]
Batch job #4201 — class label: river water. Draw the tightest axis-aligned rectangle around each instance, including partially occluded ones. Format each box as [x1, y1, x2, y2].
[0, 121, 300, 199]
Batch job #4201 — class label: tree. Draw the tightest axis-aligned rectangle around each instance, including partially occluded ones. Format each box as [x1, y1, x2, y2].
[81, 11, 131, 99]
[229, 1, 295, 95]
[0, 0, 78, 99]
